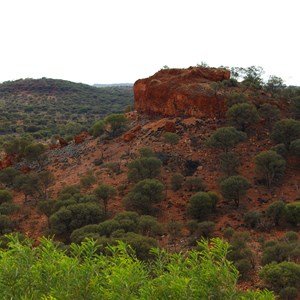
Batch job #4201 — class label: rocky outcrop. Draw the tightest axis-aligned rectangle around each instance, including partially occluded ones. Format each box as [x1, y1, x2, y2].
[74, 132, 89, 145]
[122, 124, 141, 142]
[134, 66, 230, 118]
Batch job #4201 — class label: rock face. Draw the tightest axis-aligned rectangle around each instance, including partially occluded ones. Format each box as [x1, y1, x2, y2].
[134, 66, 230, 118]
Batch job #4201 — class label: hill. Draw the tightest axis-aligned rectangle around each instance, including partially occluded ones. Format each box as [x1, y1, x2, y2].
[1, 66, 300, 298]
[0, 78, 133, 140]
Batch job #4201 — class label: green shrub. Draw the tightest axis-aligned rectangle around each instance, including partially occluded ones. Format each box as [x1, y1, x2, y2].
[123, 179, 164, 215]
[185, 176, 205, 192]
[244, 210, 262, 228]
[285, 202, 300, 226]
[0, 190, 13, 204]
[219, 152, 240, 175]
[163, 132, 180, 145]
[259, 261, 300, 291]
[138, 147, 156, 158]
[280, 287, 298, 300]
[220, 175, 251, 207]
[266, 201, 286, 226]
[0, 214, 13, 234]
[128, 157, 161, 182]
[187, 192, 217, 220]
[170, 173, 184, 191]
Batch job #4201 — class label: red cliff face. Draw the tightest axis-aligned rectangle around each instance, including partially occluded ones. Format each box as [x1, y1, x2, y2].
[134, 66, 230, 118]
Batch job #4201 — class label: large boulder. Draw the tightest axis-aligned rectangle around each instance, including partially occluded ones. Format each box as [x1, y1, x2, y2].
[134, 66, 230, 118]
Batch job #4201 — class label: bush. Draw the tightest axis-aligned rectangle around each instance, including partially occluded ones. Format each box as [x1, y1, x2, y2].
[123, 179, 164, 214]
[94, 184, 116, 216]
[272, 143, 288, 158]
[271, 119, 300, 149]
[171, 173, 184, 191]
[206, 127, 247, 152]
[185, 176, 205, 192]
[219, 152, 240, 175]
[226, 92, 247, 107]
[0, 214, 13, 234]
[285, 202, 300, 226]
[226, 103, 260, 132]
[104, 113, 128, 137]
[90, 120, 105, 137]
[244, 210, 262, 228]
[234, 259, 252, 279]
[0, 190, 13, 204]
[220, 175, 251, 207]
[187, 192, 217, 220]
[0, 202, 19, 215]
[266, 201, 286, 226]
[290, 139, 300, 158]
[138, 147, 156, 158]
[255, 150, 286, 187]
[128, 157, 161, 182]
[80, 174, 96, 189]
[137, 215, 163, 237]
[280, 287, 298, 300]
[0, 167, 21, 187]
[290, 96, 300, 119]
[163, 132, 180, 145]
[258, 103, 280, 130]
[259, 261, 300, 292]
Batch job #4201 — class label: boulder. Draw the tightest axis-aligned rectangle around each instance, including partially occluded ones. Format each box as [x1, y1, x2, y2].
[134, 66, 230, 118]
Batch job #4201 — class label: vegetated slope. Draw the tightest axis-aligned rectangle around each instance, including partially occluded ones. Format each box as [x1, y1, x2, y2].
[0, 78, 133, 139]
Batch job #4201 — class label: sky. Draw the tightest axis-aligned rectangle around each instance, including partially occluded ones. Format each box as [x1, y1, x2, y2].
[0, 0, 299, 86]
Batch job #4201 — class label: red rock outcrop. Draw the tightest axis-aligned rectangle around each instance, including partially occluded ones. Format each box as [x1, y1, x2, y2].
[0, 154, 14, 170]
[134, 66, 230, 118]
[122, 124, 141, 142]
[74, 131, 90, 145]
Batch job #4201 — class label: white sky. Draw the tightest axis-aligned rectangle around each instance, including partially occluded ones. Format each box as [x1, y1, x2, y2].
[0, 0, 299, 85]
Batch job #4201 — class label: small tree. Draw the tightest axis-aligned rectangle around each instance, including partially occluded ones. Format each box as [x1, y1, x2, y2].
[94, 184, 116, 217]
[123, 179, 164, 214]
[266, 201, 286, 226]
[219, 152, 240, 175]
[226, 92, 247, 108]
[104, 114, 128, 137]
[38, 170, 55, 200]
[290, 96, 300, 119]
[0, 167, 21, 187]
[258, 103, 280, 130]
[285, 202, 300, 227]
[23, 143, 47, 166]
[290, 139, 300, 158]
[90, 120, 105, 137]
[206, 127, 247, 153]
[0, 189, 13, 204]
[271, 119, 300, 149]
[171, 173, 184, 191]
[220, 176, 251, 207]
[13, 173, 39, 201]
[163, 132, 180, 145]
[80, 174, 96, 190]
[255, 150, 286, 187]
[187, 192, 217, 220]
[226, 103, 260, 132]
[128, 157, 161, 182]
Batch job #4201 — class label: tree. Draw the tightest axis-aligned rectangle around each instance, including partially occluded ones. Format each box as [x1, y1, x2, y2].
[290, 96, 300, 119]
[266, 201, 286, 226]
[259, 261, 300, 294]
[240, 66, 264, 89]
[226, 103, 260, 132]
[23, 143, 47, 166]
[206, 127, 247, 152]
[94, 184, 116, 216]
[80, 174, 96, 190]
[90, 120, 105, 137]
[187, 192, 218, 220]
[0, 167, 21, 187]
[285, 202, 300, 227]
[255, 150, 286, 187]
[163, 132, 180, 145]
[290, 139, 300, 158]
[104, 114, 128, 137]
[271, 119, 300, 149]
[258, 104, 280, 130]
[171, 173, 184, 191]
[38, 170, 55, 200]
[265, 75, 285, 96]
[13, 173, 39, 201]
[0, 189, 13, 204]
[128, 157, 161, 182]
[123, 179, 164, 214]
[226, 92, 247, 108]
[219, 152, 240, 176]
[220, 176, 251, 207]
[49, 202, 105, 235]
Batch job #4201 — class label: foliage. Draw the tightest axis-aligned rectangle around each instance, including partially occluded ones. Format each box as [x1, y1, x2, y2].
[0, 215, 13, 234]
[23, 143, 47, 165]
[226, 103, 260, 132]
[259, 261, 300, 294]
[187, 192, 218, 220]
[49, 203, 105, 235]
[220, 175, 251, 207]
[226, 92, 247, 107]
[285, 202, 300, 226]
[0, 78, 133, 139]
[123, 179, 164, 214]
[79, 174, 96, 189]
[265, 75, 286, 96]
[171, 173, 184, 191]
[187, 220, 215, 241]
[138, 147, 156, 158]
[0, 190, 13, 204]
[266, 201, 286, 226]
[0, 236, 274, 299]
[89, 120, 105, 137]
[271, 119, 300, 149]
[255, 150, 286, 187]
[206, 126, 247, 152]
[103, 113, 128, 137]
[244, 210, 262, 228]
[128, 157, 161, 182]
[185, 176, 205, 192]
[219, 151, 240, 175]
[13, 173, 39, 201]
[290, 139, 300, 158]
[290, 96, 300, 119]
[258, 103, 281, 129]
[0, 167, 21, 187]
[163, 132, 180, 145]
[271, 143, 288, 158]
[94, 184, 116, 216]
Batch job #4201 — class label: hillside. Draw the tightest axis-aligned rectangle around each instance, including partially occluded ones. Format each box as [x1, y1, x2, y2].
[1, 67, 300, 298]
[0, 78, 133, 139]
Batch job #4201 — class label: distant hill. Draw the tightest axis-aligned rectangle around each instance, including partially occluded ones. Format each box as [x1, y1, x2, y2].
[94, 83, 133, 87]
[0, 78, 133, 139]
